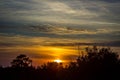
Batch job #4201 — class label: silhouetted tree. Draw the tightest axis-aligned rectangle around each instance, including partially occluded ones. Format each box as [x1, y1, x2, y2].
[77, 46, 119, 65]
[11, 54, 32, 68]
[76, 46, 120, 80]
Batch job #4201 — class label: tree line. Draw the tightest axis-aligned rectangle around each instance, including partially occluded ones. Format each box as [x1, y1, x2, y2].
[0, 46, 120, 80]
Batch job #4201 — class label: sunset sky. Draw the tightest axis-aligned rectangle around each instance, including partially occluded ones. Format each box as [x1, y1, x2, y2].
[0, 0, 120, 67]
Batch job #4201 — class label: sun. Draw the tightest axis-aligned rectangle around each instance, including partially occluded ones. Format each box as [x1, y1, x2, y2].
[54, 59, 62, 63]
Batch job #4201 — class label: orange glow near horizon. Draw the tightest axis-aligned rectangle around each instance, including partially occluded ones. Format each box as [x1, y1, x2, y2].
[39, 46, 76, 57]
[1, 46, 78, 66]
[50, 47, 66, 56]
[30, 46, 75, 66]
[54, 59, 62, 63]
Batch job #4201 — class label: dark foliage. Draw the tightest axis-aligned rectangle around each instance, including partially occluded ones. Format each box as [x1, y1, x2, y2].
[0, 46, 119, 80]
[11, 54, 32, 68]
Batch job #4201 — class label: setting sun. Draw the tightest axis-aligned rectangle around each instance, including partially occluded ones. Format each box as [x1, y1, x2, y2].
[54, 59, 62, 63]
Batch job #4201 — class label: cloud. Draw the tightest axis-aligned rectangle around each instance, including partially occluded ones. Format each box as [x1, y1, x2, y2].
[0, 34, 79, 48]
[29, 24, 120, 42]
[45, 1, 76, 14]
[30, 24, 92, 34]
[0, 0, 120, 47]
[46, 41, 120, 47]
[0, 32, 119, 49]
[30, 24, 116, 35]
[0, 0, 120, 26]
[0, 25, 119, 45]
[98, 0, 120, 3]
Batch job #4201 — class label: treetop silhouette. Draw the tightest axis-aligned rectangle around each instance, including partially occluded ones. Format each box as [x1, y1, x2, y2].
[11, 54, 32, 68]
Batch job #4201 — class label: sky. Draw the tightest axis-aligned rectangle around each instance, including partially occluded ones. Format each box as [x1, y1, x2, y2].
[0, 0, 120, 66]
